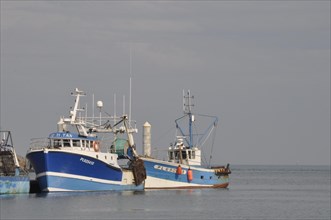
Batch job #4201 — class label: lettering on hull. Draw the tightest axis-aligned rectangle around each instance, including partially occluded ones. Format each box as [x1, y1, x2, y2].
[80, 157, 94, 165]
[153, 165, 186, 174]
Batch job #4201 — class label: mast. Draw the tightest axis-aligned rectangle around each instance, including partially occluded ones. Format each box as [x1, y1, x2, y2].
[62, 88, 89, 136]
[70, 88, 85, 123]
[183, 90, 194, 149]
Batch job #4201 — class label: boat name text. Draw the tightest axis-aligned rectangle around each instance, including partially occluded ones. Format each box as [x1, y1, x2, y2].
[154, 165, 186, 174]
[50, 133, 73, 138]
[80, 157, 94, 165]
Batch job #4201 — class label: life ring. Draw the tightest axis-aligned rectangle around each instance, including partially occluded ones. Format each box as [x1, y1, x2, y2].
[93, 141, 100, 152]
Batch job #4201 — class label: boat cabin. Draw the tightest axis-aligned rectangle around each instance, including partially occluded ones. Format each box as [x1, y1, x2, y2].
[49, 132, 98, 151]
[168, 138, 201, 166]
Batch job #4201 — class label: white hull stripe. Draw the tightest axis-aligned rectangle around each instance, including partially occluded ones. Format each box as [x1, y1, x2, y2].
[46, 187, 74, 192]
[144, 176, 211, 188]
[37, 171, 121, 185]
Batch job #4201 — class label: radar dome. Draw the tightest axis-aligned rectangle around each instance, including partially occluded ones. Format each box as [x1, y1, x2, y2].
[97, 101, 103, 108]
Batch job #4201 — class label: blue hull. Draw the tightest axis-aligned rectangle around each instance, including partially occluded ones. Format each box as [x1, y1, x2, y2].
[0, 176, 30, 194]
[26, 150, 143, 192]
[142, 158, 229, 189]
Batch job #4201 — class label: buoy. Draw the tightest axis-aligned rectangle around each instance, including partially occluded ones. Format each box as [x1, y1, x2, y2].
[176, 165, 182, 175]
[187, 168, 193, 182]
[93, 141, 100, 152]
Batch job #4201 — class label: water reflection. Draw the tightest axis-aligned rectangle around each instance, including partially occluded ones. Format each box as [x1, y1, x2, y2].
[31, 189, 146, 199]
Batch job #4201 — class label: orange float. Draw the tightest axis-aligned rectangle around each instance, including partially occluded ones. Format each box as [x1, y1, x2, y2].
[187, 168, 193, 182]
[176, 165, 182, 175]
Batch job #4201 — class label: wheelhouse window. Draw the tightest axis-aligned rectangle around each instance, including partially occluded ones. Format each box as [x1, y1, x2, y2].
[169, 151, 174, 160]
[182, 150, 187, 160]
[83, 140, 90, 149]
[191, 151, 195, 159]
[72, 139, 80, 147]
[52, 139, 62, 148]
[63, 139, 71, 147]
[174, 152, 179, 160]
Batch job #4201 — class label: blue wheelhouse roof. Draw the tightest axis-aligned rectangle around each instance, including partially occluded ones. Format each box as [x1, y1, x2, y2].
[48, 132, 97, 141]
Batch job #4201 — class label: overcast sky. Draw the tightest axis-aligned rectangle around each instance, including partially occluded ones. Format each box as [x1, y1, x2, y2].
[1, 1, 330, 165]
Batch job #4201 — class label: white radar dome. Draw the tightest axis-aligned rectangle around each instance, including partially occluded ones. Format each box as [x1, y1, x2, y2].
[97, 101, 103, 108]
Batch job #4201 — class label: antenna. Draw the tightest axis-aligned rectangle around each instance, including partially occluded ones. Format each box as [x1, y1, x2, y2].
[114, 93, 116, 125]
[92, 94, 95, 119]
[183, 89, 185, 113]
[85, 103, 88, 123]
[123, 95, 125, 116]
[129, 77, 132, 124]
[129, 45, 132, 125]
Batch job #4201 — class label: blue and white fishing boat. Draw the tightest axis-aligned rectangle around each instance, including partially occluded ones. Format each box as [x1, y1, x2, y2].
[142, 90, 230, 189]
[1, 131, 30, 194]
[26, 88, 146, 192]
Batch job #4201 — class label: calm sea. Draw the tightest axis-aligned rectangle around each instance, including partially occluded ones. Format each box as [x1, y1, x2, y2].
[1, 165, 330, 220]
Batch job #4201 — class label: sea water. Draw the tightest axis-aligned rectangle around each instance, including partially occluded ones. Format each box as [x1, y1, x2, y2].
[1, 165, 330, 220]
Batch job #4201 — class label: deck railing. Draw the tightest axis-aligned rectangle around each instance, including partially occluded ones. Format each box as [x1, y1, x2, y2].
[29, 138, 50, 149]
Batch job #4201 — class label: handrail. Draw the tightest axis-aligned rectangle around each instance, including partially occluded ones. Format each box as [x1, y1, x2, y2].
[29, 138, 49, 149]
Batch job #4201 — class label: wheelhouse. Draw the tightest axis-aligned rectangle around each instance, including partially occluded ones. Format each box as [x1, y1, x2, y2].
[48, 132, 97, 150]
[167, 138, 201, 166]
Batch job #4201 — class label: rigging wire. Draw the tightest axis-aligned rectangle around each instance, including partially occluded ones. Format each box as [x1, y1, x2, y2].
[208, 124, 217, 168]
[153, 125, 175, 146]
